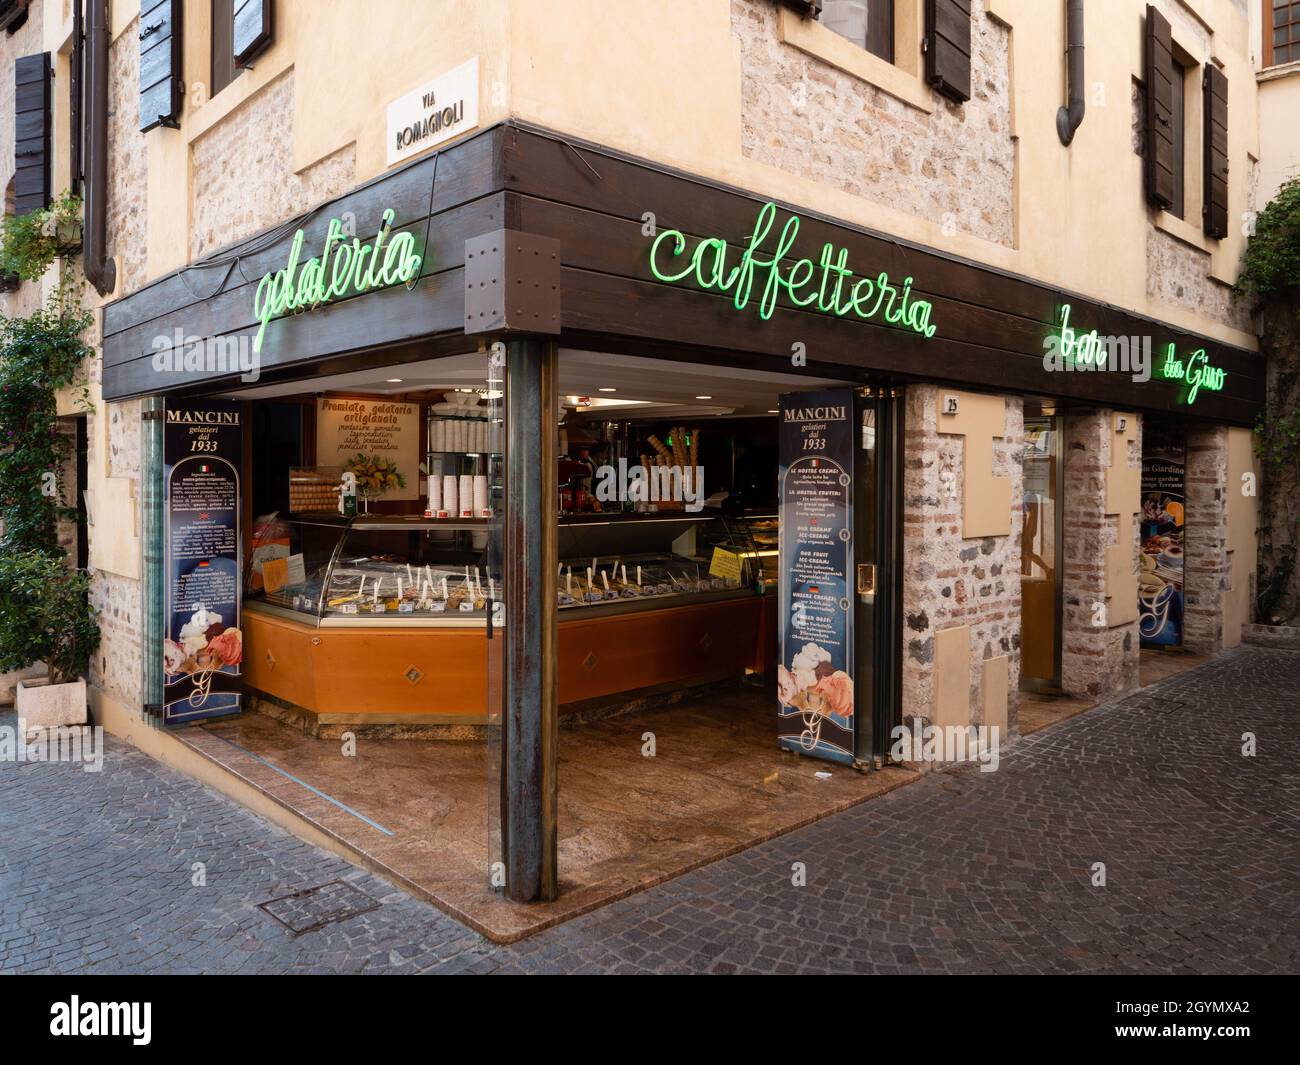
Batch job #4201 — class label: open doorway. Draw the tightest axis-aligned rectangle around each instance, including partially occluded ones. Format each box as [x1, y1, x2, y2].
[166, 347, 910, 940]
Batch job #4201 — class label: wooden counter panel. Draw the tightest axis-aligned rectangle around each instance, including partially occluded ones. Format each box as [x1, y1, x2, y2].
[243, 596, 776, 719]
[557, 597, 768, 704]
[243, 610, 488, 716]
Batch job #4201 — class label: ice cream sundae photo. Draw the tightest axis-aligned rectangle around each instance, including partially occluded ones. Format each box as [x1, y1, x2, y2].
[166, 604, 242, 677]
[778, 641, 854, 753]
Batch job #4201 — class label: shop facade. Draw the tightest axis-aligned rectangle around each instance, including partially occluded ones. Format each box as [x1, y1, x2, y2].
[0, 0, 1272, 911]
[97, 118, 1264, 902]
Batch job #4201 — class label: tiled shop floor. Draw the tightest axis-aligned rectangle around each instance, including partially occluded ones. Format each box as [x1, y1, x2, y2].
[2, 645, 1296, 972]
[176, 687, 916, 942]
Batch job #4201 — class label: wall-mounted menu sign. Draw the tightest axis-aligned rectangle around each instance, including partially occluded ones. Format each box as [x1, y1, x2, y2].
[776, 389, 856, 766]
[316, 397, 420, 501]
[162, 400, 243, 726]
[387, 57, 479, 166]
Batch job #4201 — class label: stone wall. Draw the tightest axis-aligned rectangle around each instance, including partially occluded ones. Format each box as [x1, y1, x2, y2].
[901, 385, 1023, 746]
[730, 0, 1014, 247]
[1146, 229, 1252, 335]
[1183, 425, 1230, 653]
[1060, 411, 1142, 700]
[190, 70, 357, 260]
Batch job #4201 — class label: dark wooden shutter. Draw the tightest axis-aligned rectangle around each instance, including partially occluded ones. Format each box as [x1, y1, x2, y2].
[925, 0, 972, 104]
[1, 1, 32, 35]
[233, 0, 273, 65]
[1143, 4, 1175, 210]
[139, 0, 183, 132]
[779, 0, 822, 16]
[13, 52, 50, 216]
[1202, 64, 1228, 239]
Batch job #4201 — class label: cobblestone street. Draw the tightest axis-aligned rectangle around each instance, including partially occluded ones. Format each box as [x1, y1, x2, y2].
[2, 646, 1297, 975]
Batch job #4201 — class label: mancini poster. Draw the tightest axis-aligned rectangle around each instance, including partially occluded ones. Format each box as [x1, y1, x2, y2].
[162, 400, 243, 725]
[777, 388, 856, 765]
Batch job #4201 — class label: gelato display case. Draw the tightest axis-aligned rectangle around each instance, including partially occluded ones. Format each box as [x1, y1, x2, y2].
[246, 513, 498, 627]
[239, 508, 778, 722]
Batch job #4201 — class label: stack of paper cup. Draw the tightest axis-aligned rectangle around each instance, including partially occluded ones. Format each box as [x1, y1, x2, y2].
[441, 475, 458, 518]
[428, 474, 442, 514]
[458, 474, 474, 517]
[473, 474, 489, 515]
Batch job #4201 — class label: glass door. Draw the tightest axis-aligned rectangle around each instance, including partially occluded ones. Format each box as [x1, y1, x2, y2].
[854, 386, 902, 763]
[1020, 416, 1062, 688]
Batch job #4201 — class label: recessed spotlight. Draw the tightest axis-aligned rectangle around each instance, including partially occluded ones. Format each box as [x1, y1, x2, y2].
[767, 409, 779, 414]
[695, 395, 713, 400]
[386, 378, 403, 383]
[598, 387, 617, 393]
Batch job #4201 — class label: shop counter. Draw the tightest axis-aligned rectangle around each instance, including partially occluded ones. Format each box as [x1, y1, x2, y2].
[242, 592, 777, 723]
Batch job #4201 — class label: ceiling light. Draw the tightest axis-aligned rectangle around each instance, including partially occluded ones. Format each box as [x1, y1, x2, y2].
[598, 387, 617, 393]
[386, 378, 403, 383]
[695, 395, 713, 400]
[767, 409, 779, 414]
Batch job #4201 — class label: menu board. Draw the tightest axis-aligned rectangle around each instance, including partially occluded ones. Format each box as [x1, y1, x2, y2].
[776, 389, 856, 765]
[316, 397, 419, 501]
[1140, 427, 1186, 647]
[162, 400, 243, 725]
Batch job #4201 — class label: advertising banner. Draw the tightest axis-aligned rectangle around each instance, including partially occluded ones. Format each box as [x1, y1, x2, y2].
[1139, 428, 1186, 647]
[316, 397, 420, 501]
[777, 389, 856, 765]
[162, 400, 243, 725]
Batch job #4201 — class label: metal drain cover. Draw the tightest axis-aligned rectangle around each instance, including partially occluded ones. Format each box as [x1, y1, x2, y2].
[258, 880, 380, 935]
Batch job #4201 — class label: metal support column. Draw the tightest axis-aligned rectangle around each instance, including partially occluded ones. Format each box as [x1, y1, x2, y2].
[141, 397, 166, 721]
[501, 338, 558, 902]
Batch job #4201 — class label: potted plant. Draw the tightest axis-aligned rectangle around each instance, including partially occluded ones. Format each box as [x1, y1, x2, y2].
[0, 549, 101, 731]
[0, 189, 83, 282]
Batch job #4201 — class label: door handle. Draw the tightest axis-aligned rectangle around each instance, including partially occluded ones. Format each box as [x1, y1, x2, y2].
[857, 564, 876, 596]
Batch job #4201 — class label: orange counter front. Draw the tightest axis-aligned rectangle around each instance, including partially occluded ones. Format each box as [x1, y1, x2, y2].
[242, 594, 777, 723]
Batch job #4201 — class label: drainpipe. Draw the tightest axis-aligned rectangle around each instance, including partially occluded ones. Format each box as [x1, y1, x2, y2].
[83, 0, 116, 295]
[1056, 0, 1086, 146]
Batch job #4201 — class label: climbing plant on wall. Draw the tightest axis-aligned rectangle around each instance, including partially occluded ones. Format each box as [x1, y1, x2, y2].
[1235, 176, 1300, 624]
[0, 285, 93, 554]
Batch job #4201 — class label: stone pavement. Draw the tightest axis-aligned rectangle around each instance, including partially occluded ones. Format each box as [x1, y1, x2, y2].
[2, 645, 1297, 974]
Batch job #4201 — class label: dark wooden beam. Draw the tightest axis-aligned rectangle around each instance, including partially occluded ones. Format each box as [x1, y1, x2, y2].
[502, 337, 558, 902]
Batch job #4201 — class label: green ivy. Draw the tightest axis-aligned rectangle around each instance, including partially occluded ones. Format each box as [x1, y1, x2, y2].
[0, 190, 83, 283]
[1235, 177, 1300, 623]
[0, 289, 93, 554]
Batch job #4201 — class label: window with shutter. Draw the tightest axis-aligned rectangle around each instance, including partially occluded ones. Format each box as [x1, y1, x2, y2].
[924, 0, 971, 103]
[1202, 64, 1229, 239]
[1143, 5, 1175, 210]
[139, 0, 184, 132]
[233, 0, 273, 65]
[13, 52, 50, 217]
[780, 0, 824, 16]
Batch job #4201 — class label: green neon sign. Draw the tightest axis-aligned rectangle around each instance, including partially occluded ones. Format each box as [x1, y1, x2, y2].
[1159, 344, 1226, 405]
[1047, 305, 1228, 405]
[253, 208, 423, 354]
[1051, 304, 1109, 367]
[647, 201, 937, 339]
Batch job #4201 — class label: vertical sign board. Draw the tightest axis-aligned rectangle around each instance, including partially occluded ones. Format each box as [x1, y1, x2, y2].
[777, 389, 856, 765]
[1139, 426, 1186, 647]
[162, 400, 243, 725]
